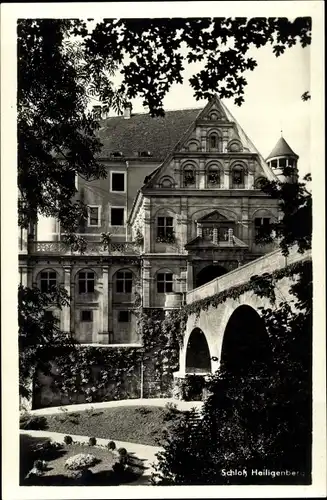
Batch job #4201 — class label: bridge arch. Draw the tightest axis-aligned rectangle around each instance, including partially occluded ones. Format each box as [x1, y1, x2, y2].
[220, 304, 272, 376]
[185, 327, 212, 374]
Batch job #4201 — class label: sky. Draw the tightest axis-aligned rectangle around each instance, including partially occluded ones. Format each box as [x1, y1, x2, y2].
[126, 43, 311, 177]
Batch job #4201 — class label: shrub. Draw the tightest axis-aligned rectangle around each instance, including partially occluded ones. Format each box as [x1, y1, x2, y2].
[34, 440, 63, 461]
[164, 402, 181, 421]
[65, 453, 98, 470]
[107, 440, 116, 450]
[19, 412, 48, 430]
[119, 455, 128, 466]
[112, 462, 125, 476]
[88, 437, 96, 446]
[69, 468, 94, 484]
[181, 375, 206, 401]
[64, 435, 73, 445]
[117, 447, 127, 457]
[33, 459, 47, 471]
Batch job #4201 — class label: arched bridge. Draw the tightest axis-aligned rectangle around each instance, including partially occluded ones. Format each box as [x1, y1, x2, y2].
[175, 246, 311, 389]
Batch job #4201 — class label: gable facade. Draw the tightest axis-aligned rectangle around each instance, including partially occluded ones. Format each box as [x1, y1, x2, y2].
[20, 95, 280, 347]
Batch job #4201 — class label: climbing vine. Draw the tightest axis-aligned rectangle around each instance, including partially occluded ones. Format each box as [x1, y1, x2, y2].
[44, 258, 311, 404]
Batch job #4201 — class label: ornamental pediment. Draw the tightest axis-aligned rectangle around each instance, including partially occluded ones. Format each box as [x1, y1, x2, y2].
[196, 210, 232, 224]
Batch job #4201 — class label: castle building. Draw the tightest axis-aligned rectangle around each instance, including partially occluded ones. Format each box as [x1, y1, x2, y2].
[18, 95, 298, 347]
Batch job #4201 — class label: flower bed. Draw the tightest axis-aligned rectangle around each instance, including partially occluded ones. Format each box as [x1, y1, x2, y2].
[21, 436, 143, 486]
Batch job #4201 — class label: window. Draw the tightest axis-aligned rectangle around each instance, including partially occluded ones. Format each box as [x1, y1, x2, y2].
[157, 272, 173, 293]
[81, 310, 93, 322]
[118, 310, 130, 323]
[111, 172, 125, 192]
[111, 207, 125, 226]
[271, 160, 278, 168]
[210, 135, 218, 149]
[116, 270, 133, 293]
[255, 177, 265, 189]
[40, 271, 57, 293]
[78, 271, 95, 294]
[255, 217, 270, 238]
[208, 133, 221, 151]
[88, 206, 100, 227]
[203, 227, 214, 239]
[232, 167, 245, 188]
[157, 216, 174, 242]
[279, 158, 286, 168]
[183, 168, 196, 187]
[207, 167, 221, 186]
[160, 178, 173, 188]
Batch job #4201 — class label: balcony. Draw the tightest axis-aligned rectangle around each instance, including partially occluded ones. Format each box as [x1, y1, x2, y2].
[29, 241, 141, 256]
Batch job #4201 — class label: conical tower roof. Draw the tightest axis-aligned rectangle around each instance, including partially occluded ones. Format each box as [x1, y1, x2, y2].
[266, 136, 298, 161]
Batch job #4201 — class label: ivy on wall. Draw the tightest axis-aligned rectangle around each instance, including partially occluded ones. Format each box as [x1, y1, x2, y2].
[42, 258, 311, 404]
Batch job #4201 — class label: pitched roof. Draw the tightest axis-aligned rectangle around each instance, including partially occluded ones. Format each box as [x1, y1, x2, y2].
[266, 137, 298, 160]
[96, 108, 202, 160]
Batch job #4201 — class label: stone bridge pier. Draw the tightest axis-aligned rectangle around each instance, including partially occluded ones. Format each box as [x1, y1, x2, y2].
[173, 247, 311, 399]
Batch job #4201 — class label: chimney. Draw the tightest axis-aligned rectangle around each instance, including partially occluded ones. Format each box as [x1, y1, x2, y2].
[92, 105, 102, 120]
[124, 103, 132, 119]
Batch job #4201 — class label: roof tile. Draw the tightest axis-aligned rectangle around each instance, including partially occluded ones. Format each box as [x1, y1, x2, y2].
[96, 108, 201, 160]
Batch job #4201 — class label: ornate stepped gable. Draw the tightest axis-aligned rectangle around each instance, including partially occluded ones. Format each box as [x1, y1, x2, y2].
[140, 94, 277, 191]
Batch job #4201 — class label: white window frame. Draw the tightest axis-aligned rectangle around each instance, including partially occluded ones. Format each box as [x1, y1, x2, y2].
[110, 206, 126, 227]
[87, 205, 101, 227]
[110, 171, 126, 193]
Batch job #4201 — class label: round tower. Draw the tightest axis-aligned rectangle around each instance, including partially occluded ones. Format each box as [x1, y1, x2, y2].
[266, 135, 299, 183]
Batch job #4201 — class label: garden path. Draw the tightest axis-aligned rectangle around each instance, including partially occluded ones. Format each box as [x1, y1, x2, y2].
[29, 397, 203, 415]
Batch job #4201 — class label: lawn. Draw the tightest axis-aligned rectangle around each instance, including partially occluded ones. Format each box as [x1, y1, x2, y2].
[20, 434, 145, 486]
[42, 405, 172, 446]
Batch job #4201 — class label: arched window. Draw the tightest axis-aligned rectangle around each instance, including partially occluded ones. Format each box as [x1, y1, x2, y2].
[160, 177, 173, 188]
[209, 111, 219, 121]
[207, 132, 221, 151]
[157, 271, 174, 293]
[254, 177, 265, 190]
[116, 270, 133, 293]
[40, 270, 57, 293]
[78, 270, 95, 294]
[207, 166, 221, 187]
[183, 166, 196, 187]
[231, 166, 245, 188]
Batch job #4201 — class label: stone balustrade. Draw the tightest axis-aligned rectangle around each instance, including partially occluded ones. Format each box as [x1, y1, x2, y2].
[29, 241, 141, 256]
